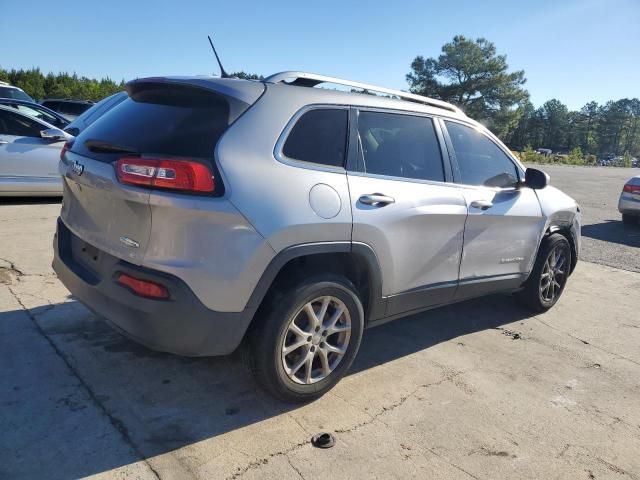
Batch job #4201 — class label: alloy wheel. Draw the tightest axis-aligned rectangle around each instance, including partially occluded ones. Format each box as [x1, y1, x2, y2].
[281, 296, 352, 385]
[540, 245, 569, 303]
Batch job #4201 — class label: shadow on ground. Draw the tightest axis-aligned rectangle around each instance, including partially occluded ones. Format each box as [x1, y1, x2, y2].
[0, 196, 62, 206]
[581, 219, 640, 247]
[2, 294, 535, 479]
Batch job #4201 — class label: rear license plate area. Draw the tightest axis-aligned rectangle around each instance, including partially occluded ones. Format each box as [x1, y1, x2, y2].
[71, 235, 102, 278]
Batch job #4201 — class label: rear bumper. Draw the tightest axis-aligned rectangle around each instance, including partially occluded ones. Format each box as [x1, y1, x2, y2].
[618, 194, 640, 215]
[52, 218, 256, 356]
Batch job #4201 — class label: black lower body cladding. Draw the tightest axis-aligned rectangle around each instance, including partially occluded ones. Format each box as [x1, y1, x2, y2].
[52, 218, 255, 356]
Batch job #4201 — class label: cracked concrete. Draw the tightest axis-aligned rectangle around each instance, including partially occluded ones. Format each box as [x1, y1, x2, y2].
[2, 168, 640, 480]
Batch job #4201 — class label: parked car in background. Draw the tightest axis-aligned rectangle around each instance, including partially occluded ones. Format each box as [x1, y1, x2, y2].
[0, 98, 69, 130]
[64, 91, 127, 136]
[0, 105, 71, 196]
[0, 81, 35, 102]
[53, 72, 581, 402]
[619, 176, 640, 224]
[40, 99, 93, 121]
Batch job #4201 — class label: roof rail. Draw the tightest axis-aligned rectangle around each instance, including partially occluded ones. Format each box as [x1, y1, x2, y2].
[264, 71, 464, 115]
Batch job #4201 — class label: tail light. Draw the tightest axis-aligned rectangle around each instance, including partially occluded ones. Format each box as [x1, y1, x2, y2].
[60, 140, 74, 160]
[115, 157, 215, 193]
[117, 273, 169, 299]
[623, 184, 640, 194]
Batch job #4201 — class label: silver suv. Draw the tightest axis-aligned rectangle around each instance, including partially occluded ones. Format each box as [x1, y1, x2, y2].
[53, 72, 581, 402]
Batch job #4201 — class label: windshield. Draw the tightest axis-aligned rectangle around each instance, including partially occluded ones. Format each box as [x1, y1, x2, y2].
[0, 87, 35, 102]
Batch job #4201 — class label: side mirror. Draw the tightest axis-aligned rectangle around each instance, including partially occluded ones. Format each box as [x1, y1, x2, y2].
[40, 128, 69, 141]
[524, 168, 549, 189]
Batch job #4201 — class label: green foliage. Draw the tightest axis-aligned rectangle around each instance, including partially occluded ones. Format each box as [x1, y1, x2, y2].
[519, 146, 546, 164]
[0, 67, 125, 101]
[230, 71, 263, 80]
[407, 36, 640, 160]
[508, 97, 640, 159]
[622, 151, 632, 168]
[567, 147, 584, 165]
[406, 35, 529, 137]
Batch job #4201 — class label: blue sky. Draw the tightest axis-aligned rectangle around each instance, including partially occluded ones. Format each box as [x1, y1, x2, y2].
[2, 0, 638, 110]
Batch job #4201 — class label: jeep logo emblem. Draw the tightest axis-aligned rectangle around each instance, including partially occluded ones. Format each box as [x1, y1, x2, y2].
[72, 160, 84, 176]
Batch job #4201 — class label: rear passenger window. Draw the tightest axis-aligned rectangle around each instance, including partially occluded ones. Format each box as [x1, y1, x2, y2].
[445, 121, 519, 188]
[357, 111, 444, 182]
[282, 109, 348, 168]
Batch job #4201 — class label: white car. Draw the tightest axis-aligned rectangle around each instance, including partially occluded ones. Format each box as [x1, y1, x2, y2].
[0, 105, 72, 196]
[0, 81, 35, 102]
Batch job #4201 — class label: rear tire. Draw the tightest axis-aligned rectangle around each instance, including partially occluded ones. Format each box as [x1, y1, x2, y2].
[518, 233, 571, 312]
[248, 275, 364, 403]
[622, 214, 637, 225]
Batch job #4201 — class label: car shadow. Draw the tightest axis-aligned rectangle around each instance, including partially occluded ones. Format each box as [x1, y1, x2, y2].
[581, 219, 640, 248]
[2, 293, 534, 479]
[0, 196, 62, 205]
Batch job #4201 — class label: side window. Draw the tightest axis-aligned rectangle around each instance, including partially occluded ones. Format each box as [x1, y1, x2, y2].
[445, 121, 519, 188]
[282, 108, 348, 168]
[0, 110, 44, 137]
[357, 111, 444, 182]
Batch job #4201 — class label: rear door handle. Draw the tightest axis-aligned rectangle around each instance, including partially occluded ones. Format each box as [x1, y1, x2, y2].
[359, 194, 395, 206]
[470, 199, 493, 210]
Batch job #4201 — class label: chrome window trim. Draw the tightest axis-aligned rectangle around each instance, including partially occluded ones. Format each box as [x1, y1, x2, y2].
[274, 104, 350, 174]
[346, 169, 462, 190]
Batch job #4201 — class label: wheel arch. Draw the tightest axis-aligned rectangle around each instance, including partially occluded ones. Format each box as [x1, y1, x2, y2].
[547, 224, 578, 275]
[245, 242, 385, 327]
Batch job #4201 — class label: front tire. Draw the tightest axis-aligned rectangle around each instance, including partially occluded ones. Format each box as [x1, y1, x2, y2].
[249, 276, 364, 403]
[518, 233, 572, 312]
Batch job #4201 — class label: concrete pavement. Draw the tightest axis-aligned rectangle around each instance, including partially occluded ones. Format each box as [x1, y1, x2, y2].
[1, 173, 639, 479]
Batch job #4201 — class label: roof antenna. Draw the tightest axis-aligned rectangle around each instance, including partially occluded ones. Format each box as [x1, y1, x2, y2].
[208, 35, 230, 78]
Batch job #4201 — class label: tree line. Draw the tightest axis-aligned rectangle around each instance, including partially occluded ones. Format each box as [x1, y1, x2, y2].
[4, 38, 639, 161]
[0, 67, 125, 102]
[406, 36, 639, 161]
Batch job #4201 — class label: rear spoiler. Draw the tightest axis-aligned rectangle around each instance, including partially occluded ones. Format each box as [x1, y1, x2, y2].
[126, 77, 265, 123]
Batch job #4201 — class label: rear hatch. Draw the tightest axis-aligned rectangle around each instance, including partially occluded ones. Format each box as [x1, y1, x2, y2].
[59, 77, 264, 264]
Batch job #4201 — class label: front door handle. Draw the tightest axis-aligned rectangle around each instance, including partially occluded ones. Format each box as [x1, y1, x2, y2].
[359, 194, 395, 206]
[470, 199, 493, 210]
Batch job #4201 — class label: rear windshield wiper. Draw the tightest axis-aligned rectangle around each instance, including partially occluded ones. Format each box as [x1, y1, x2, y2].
[84, 139, 140, 155]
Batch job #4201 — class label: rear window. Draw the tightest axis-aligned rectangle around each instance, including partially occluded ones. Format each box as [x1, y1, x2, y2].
[282, 108, 348, 168]
[71, 85, 230, 163]
[42, 100, 59, 110]
[61, 102, 92, 115]
[79, 93, 126, 127]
